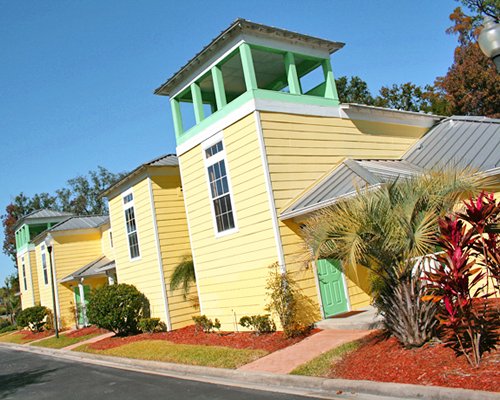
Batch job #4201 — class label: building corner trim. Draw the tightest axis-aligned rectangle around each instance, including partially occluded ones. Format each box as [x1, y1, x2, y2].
[147, 177, 172, 331]
[254, 111, 286, 273]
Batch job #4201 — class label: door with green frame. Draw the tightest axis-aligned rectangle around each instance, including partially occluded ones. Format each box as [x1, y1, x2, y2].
[74, 285, 90, 326]
[316, 259, 349, 317]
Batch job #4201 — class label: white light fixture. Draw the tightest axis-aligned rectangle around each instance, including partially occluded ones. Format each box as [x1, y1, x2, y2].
[478, 16, 500, 73]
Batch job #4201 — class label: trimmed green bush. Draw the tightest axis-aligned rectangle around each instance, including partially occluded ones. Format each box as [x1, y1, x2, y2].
[138, 317, 162, 333]
[192, 315, 220, 333]
[87, 284, 150, 336]
[239, 315, 276, 335]
[16, 306, 48, 332]
[0, 324, 17, 334]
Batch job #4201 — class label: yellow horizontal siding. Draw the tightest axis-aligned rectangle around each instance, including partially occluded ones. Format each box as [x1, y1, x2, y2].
[151, 172, 197, 330]
[180, 113, 279, 329]
[18, 252, 35, 308]
[100, 225, 115, 261]
[52, 233, 102, 327]
[260, 111, 426, 312]
[108, 178, 166, 322]
[29, 250, 40, 305]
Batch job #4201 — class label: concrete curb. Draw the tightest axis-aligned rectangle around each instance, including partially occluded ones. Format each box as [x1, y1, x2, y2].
[0, 343, 498, 400]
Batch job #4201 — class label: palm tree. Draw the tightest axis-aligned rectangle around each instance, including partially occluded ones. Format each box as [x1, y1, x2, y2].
[302, 169, 480, 347]
[169, 256, 196, 300]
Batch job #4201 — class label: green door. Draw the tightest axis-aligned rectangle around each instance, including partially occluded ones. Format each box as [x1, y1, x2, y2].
[317, 259, 349, 317]
[74, 285, 90, 326]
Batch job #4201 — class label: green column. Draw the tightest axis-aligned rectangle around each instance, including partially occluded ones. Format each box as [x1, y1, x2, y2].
[170, 98, 183, 138]
[190, 82, 204, 124]
[284, 52, 301, 95]
[239, 43, 258, 91]
[211, 66, 227, 110]
[322, 59, 339, 103]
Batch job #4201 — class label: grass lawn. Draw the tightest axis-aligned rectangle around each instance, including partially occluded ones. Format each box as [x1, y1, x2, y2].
[0, 332, 44, 344]
[31, 333, 102, 349]
[0, 330, 18, 337]
[77, 340, 268, 369]
[290, 341, 361, 377]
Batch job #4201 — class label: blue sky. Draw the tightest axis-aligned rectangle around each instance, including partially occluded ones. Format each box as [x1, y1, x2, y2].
[0, 0, 461, 282]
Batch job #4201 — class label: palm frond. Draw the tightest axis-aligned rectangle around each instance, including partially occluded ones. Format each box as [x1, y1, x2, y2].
[169, 256, 196, 300]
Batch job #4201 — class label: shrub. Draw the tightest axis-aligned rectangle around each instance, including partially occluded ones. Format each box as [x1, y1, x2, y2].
[423, 192, 500, 367]
[0, 324, 17, 334]
[265, 264, 313, 338]
[138, 317, 162, 333]
[16, 306, 48, 332]
[192, 315, 220, 333]
[239, 315, 276, 335]
[87, 284, 150, 336]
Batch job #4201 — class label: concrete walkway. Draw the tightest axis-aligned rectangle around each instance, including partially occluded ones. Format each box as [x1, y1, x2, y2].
[62, 331, 115, 351]
[238, 329, 371, 374]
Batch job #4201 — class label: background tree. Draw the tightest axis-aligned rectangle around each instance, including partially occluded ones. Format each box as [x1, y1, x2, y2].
[434, 4, 500, 118]
[1, 166, 126, 265]
[0, 273, 21, 324]
[335, 76, 375, 105]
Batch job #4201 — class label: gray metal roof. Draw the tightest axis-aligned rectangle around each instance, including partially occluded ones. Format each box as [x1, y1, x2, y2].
[405, 116, 500, 172]
[50, 215, 109, 232]
[281, 116, 500, 219]
[155, 18, 344, 96]
[145, 154, 179, 167]
[60, 256, 115, 283]
[101, 154, 178, 198]
[14, 209, 74, 231]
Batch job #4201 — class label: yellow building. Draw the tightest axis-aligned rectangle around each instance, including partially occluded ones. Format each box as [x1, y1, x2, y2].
[154, 19, 442, 328]
[14, 210, 73, 309]
[32, 215, 114, 328]
[103, 154, 196, 331]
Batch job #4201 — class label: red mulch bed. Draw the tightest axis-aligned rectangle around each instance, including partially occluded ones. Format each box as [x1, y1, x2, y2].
[18, 330, 55, 341]
[65, 326, 108, 338]
[332, 332, 500, 392]
[87, 325, 320, 352]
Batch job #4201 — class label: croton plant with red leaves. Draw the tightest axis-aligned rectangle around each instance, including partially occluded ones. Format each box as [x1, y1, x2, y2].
[423, 192, 500, 367]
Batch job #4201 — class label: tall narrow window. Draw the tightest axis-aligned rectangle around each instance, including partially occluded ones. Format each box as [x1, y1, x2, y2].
[204, 138, 236, 234]
[123, 192, 140, 259]
[109, 231, 114, 248]
[41, 244, 48, 285]
[21, 257, 27, 291]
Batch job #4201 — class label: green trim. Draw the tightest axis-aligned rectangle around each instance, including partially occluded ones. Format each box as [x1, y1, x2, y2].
[175, 89, 340, 147]
[305, 82, 326, 97]
[170, 98, 183, 139]
[239, 43, 258, 91]
[322, 59, 339, 101]
[176, 90, 254, 146]
[211, 66, 227, 110]
[284, 52, 301, 95]
[253, 88, 339, 106]
[190, 82, 204, 124]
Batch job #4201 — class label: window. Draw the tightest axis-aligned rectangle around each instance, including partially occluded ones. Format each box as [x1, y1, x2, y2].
[123, 191, 140, 259]
[41, 244, 48, 285]
[109, 231, 113, 248]
[204, 138, 236, 235]
[21, 257, 27, 291]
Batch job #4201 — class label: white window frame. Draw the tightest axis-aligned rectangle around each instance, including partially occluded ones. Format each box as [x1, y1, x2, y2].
[41, 244, 48, 286]
[202, 132, 238, 238]
[21, 257, 27, 291]
[122, 188, 141, 261]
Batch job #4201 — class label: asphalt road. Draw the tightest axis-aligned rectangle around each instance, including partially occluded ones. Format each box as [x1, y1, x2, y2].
[0, 347, 323, 400]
